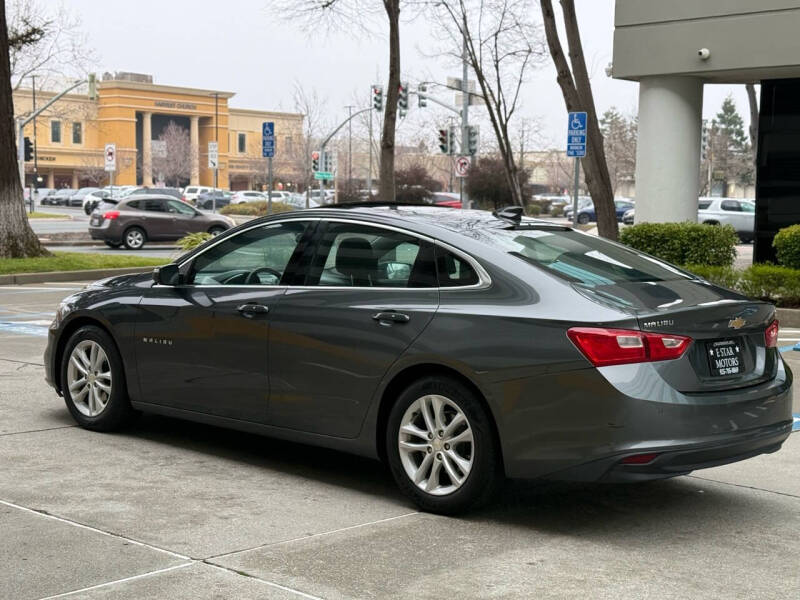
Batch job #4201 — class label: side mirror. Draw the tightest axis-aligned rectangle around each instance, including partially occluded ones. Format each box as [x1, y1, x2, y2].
[153, 263, 182, 286]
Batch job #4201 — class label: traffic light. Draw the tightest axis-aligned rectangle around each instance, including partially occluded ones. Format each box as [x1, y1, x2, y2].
[448, 126, 457, 155]
[418, 84, 427, 108]
[311, 150, 320, 172]
[467, 125, 479, 156]
[438, 129, 449, 154]
[24, 137, 33, 162]
[88, 72, 97, 100]
[372, 85, 383, 111]
[322, 150, 336, 174]
[398, 81, 408, 117]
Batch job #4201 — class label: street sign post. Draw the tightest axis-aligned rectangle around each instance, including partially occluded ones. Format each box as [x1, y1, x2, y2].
[262, 122, 275, 214]
[104, 143, 116, 171]
[454, 155, 471, 178]
[566, 112, 588, 227]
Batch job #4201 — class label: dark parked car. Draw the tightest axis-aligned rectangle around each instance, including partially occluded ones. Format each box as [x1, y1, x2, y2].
[566, 199, 634, 224]
[88, 194, 233, 249]
[128, 187, 183, 201]
[68, 187, 101, 207]
[50, 188, 76, 206]
[196, 190, 232, 210]
[47, 205, 792, 513]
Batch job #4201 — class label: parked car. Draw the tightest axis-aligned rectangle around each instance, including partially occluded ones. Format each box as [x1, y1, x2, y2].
[565, 198, 634, 224]
[38, 189, 59, 205]
[430, 192, 462, 208]
[563, 197, 594, 221]
[67, 187, 101, 208]
[230, 191, 267, 204]
[698, 197, 755, 242]
[309, 189, 335, 204]
[182, 186, 213, 204]
[83, 190, 113, 215]
[532, 194, 571, 206]
[284, 193, 320, 209]
[34, 187, 55, 202]
[196, 190, 232, 210]
[51, 188, 77, 206]
[88, 194, 233, 249]
[49, 204, 792, 514]
[622, 208, 635, 225]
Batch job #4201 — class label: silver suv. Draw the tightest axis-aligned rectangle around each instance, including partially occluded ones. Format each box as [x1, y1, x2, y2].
[697, 197, 755, 243]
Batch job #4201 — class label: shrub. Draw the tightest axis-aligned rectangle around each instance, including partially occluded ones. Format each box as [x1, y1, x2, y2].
[220, 201, 294, 216]
[773, 224, 800, 269]
[619, 222, 737, 267]
[527, 199, 550, 215]
[681, 263, 800, 308]
[177, 232, 213, 251]
[681, 264, 741, 289]
[525, 203, 541, 216]
[550, 204, 564, 218]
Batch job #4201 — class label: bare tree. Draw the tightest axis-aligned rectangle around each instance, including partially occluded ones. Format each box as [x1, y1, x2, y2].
[433, 0, 543, 207]
[77, 153, 109, 187]
[540, 0, 617, 239]
[599, 108, 636, 196]
[152, 121, 192, 187]
[7, 0, 95, 91]
[0, 3, 48, 257]
[291, 83, 328, 200]
[276, 0, 402, 202]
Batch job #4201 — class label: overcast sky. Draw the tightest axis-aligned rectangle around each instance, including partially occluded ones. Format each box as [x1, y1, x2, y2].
[64, 0, 752, 149]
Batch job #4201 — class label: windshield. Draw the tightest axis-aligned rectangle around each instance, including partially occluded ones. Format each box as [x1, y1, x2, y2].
[487, 228, 690, 287]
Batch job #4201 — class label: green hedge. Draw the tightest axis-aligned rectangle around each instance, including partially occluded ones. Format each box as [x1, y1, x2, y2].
[220, 201, 294, 216]
[620, 222, 738, 267]
[773, 224, 800, 269]
[177, 232, 213, 251]
[683, 263, 800, 307]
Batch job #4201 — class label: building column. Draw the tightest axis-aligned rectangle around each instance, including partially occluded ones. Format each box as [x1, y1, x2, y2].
[190, 115, 199, 185]
[47, 171, 54, 188]
[142, 111, 153, 186]
[71, 171, 78, 189]
[634, 76, 704, 223]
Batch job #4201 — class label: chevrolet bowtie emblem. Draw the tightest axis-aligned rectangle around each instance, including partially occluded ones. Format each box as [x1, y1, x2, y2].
[728, 317, 746, 329]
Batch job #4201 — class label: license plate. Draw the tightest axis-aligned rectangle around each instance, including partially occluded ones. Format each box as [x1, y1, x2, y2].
[707, 338, 742, 377]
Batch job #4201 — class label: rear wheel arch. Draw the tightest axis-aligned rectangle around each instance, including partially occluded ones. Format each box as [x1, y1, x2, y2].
[375, 363, 503, 469]
[54, 317, 122, 394]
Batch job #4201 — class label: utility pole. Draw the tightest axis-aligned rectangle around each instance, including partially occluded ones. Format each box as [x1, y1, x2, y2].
[460, 24, 470, 209]
[346, 105, 354, 190]
[367, 106, 373, 196]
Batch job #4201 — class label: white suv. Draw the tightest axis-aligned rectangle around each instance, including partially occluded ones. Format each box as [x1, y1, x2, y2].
[230, 191, 266, 204]
[697, 197, 755, 243]
[182, 186, 213, 205]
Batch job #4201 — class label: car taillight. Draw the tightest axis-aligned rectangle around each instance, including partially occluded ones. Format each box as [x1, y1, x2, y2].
[567, 327, 692, 367]
[102, 210, 120, 220]
[765, 319, 779, 348]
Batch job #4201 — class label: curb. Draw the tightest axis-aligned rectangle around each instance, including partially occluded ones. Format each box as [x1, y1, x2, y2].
[776, 307, 800, 328]
[0, 267, 155, 286]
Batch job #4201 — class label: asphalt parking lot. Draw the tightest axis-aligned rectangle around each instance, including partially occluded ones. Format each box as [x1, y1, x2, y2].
[1, 282, 799, 599]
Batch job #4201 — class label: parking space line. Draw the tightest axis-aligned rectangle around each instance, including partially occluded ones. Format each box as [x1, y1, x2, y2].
[0, 425, 76, 438]
[202, 562, 326, 600]
[0, 498, 191, 560]
[687, 474, 800, 499]
[35, 563, 194, 600]
[205, 510, 420, 561]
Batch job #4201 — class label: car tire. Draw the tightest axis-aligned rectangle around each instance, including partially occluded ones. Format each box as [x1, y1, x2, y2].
[123, 227, 146, 250]
[386, 375, 502, 515]
[577, 213, 590, 225]
[60, 325, 134, 432]
[208, 226, 226, 236]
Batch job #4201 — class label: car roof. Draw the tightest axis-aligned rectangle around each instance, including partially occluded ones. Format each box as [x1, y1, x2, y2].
[120, 194, 185, 203]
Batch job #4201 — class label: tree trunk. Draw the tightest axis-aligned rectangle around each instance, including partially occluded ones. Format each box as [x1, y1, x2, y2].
[0, 4, 48, 258]
[541, 0, 618, 240]
[378, 0, 400, 203]
[746, 83, 759, 157]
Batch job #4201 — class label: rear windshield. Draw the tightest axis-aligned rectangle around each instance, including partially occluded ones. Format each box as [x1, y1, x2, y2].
[698, 200, 712, 210]
[487, 228, 690, 287]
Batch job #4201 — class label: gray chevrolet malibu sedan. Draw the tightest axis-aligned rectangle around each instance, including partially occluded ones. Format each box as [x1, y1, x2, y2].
[45, 204, 793, 513]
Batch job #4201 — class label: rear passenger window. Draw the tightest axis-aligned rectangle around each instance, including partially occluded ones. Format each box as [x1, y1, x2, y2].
[436, 247, 479, 287]
[721, 200, 741, 212]
[143, 199, 166, 212]
[126, 200, 141, 209]
[698, 201, 712, 210]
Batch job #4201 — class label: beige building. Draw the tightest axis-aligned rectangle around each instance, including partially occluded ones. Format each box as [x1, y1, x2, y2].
[15, 72, 304, 191]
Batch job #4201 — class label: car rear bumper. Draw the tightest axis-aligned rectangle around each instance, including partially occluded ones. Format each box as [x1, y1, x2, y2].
[497, 357, 793, 481]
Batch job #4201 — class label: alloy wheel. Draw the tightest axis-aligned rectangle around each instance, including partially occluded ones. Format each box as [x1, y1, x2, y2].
[66, 340, 112, 417]
[398, 394, 474, 496]
[126, 229, 144, 248]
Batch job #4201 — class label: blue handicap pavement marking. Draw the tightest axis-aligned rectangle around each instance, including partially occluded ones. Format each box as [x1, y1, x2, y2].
[0, 322, 49, 337]
[793, 414, 800, 433]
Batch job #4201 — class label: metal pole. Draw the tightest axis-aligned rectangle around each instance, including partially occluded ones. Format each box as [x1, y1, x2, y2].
[346, 105, 353, 187]
[572, 158, 580, 227]
[460, 24, 469, 210]
[32, 75, 38, 196]
[17, 120, 25, 187]
[319, 146, 325, 203]
[367, 106, 373, 198]
[267, 157, 273, 215]
[213, 93, 219, 212]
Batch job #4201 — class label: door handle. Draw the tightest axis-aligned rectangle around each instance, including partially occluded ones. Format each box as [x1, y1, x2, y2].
[372, 311, 410, 324]
[237, 303, 270, 316]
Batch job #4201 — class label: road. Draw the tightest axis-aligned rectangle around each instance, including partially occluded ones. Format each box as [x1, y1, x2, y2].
[0, 282, 798, 599]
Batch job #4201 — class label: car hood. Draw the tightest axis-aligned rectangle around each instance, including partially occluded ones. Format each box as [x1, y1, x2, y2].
[88, 271, 155, 290]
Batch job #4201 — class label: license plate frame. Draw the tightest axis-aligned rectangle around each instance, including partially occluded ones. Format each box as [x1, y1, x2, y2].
[706, 338, 743, 377]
